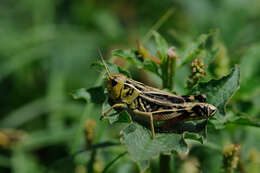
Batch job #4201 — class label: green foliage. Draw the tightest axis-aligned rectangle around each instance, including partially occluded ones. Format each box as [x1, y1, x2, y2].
[70, 31, 251, 172]
[2, 1, 260, 173]
[112, 49, 160, 76]
[153, 31, 169, 58]
[177, 31, 218, 69]
[71, 88, 91, 102]
[94, 33, 243, 172]
[71, 87, 106, 104]
[193, 66, 240, 116]
[112, 49, 143, 68]
[121, 123, 188, 171]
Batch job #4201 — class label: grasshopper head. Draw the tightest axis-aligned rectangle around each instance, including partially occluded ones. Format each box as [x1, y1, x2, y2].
[98, 50, 127, 101]
[106, 74, 127, 100]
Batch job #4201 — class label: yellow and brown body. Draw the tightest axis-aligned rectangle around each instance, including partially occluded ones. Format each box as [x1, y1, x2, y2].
[103, 73, 216, 139]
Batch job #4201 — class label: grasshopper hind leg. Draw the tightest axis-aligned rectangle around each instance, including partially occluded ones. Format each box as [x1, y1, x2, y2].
[133, 109, 156, 139]
[181, 94, 206, 103]
[149, 114, 155, 139]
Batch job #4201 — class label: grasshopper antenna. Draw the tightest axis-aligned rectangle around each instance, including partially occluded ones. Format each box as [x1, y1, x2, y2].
[98, 49, 112, 78]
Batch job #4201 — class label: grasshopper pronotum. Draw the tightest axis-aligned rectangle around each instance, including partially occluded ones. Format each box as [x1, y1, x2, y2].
[99, 53, 216, 139]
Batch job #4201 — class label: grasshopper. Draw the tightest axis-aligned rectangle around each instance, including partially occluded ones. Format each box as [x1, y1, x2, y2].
[99, 54, 216, 139]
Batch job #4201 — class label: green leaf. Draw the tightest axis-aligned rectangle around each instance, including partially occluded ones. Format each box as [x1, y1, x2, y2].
[192, 66, 240, 129]
[112, 49, 143, 68]
[71, 88, 91, 102]
[210, 111, 260, 129]
[112, 49, 161, 76]
[117, 112, 132, 123]
[203, 48, 219, 66]
[184, 121, 208, 144]
[184, 133, 203, 144]
[230, 116, 260, 127]
[87, 87, 106, 104]
[71, 86, 106, 104]
[193, 66, 240, 116]
[152, 31, 168, 59]
[121, 123, 188, 172]
[177, 32, 216, 69]
[108, 99, 208, 172]
[143, 60, 161, 76]
[209, 111, 237, 129]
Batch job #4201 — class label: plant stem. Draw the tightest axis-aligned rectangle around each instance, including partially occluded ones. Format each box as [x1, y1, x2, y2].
[87, 150, 97, 173]
[159, 48, 177, 173]
[142, 8, 174, 44]
[162, 49, 177, 90]
[71, 76, 103, 153]
[167, 56, 176, 90]
[71, 103, 93, 153]
[159, 154, 171, 173]
[102, 151, 128, 173]
[162, 59, 168, 89]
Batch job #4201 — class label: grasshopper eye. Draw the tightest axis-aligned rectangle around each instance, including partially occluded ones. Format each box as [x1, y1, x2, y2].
[111, 80, 117, 86]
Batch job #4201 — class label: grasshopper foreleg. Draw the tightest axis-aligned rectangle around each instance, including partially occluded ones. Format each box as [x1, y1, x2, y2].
[100, 103, 126, 120]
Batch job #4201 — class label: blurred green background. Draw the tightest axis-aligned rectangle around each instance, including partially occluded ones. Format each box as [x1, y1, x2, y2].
[1, 0, 260, 173]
